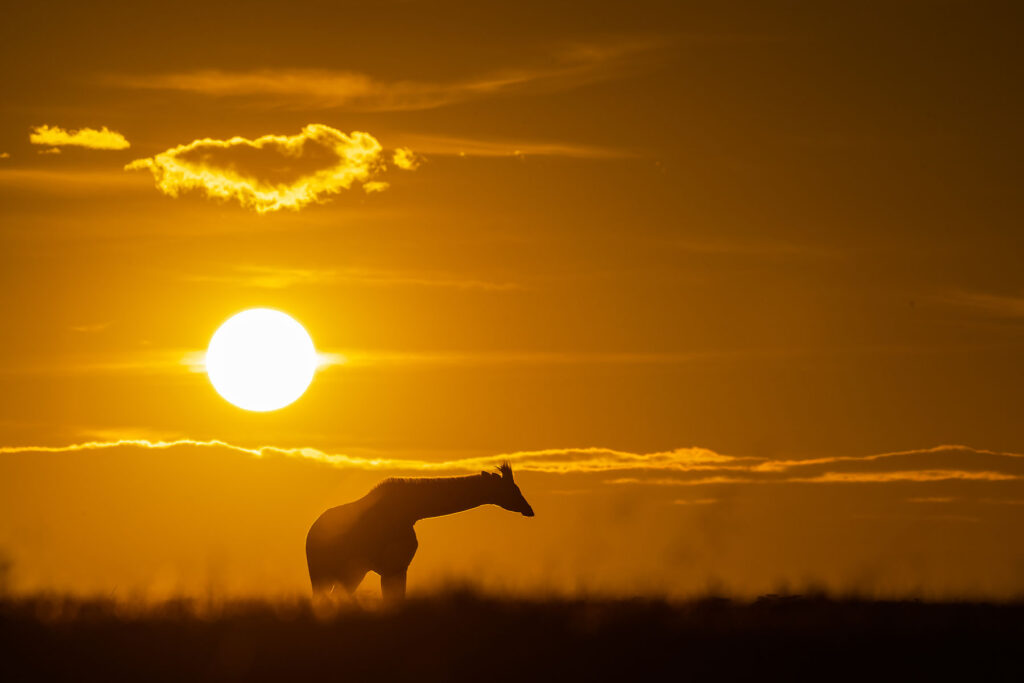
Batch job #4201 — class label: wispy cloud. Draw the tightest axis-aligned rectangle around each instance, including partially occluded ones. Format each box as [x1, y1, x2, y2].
[2, 441, 1022, 489]
[69, 322, 110, 333]
[609, 476, 759, 486]
[943, 290, 1024, 318]
[672, 239, 838, 258]
[0, 350, 205, 376]
[0, 168, 148, 191]
[607, 444, 1024, 486]
[791, 470, 1020, 483]
[0, 347, 748, 377]
[7, 340, 1013, 378]
[29, 125, 130, 150]
[317, 349, 728, 369]
[126, 124, 414, 213]
[0, 152, 10, 159]
[396, 134, 632, 159]
[183, 265, 522, 292]
[0, 440, 731, 475]
[103, 41, 659, 112]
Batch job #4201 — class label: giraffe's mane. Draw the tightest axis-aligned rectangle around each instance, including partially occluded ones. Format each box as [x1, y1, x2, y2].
[372, 472, 492, 491]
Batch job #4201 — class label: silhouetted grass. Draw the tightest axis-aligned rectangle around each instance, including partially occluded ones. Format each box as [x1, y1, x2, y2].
[1, 591, 1021, 681]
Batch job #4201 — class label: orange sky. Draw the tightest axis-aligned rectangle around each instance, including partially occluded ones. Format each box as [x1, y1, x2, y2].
[1, 0, 1023, 600]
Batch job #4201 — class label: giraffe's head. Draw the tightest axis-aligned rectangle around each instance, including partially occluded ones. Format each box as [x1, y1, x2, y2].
[483, 461, 534, 517]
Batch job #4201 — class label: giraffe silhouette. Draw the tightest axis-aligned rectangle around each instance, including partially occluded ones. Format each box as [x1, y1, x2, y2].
[306, 461, 534, 603]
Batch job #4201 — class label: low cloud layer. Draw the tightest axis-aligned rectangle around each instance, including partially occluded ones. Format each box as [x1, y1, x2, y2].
[126, 124, 411, 212]
[2, 440, 1022, 485]
[29, 125, 130, 150]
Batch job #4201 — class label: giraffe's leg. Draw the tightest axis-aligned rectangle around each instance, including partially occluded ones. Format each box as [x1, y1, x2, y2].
[311, 580, 333, 599]
[310, 580, 339, 618]
[339, 570, 367, 608]
[380, 570, 407, 605]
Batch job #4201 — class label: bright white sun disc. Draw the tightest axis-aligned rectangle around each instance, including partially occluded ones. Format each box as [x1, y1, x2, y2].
[206, 309, 317, 411]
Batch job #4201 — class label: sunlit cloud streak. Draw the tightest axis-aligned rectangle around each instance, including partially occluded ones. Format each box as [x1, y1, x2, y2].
[607, 445, 1024, 485]
[29, 125, 130, 150]
[790, 470, 1020, 483]
[126, 124, 413, 213]
[0, 440, 736, 474]
[104, 41, 659, 112]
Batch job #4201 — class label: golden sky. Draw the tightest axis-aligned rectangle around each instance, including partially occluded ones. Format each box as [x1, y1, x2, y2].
[1, 0, 1023, 599]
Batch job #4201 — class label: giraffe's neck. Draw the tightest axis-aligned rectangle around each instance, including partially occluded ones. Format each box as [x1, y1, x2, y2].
[387, 475, 494, 522]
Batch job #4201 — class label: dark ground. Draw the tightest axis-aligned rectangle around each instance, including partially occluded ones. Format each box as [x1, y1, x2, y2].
[1, 592, 1021, 681]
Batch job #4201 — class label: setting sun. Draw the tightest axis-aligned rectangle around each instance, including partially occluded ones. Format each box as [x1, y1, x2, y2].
[205, 308, 317, 411]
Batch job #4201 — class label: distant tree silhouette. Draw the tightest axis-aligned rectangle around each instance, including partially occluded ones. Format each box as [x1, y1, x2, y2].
[306, 462, 534, 603]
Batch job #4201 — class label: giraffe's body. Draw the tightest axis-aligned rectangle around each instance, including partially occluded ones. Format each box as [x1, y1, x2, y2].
[305, 464, 533, 602]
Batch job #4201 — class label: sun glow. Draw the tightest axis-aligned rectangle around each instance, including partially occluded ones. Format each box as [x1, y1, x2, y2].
[206, 309, 317, 411]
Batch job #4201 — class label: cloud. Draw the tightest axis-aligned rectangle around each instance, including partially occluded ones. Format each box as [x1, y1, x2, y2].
[2, 441, 1022, 488]
[37, 147, 61, 155]
[29, 125, 130, 150]
[0, 152, 9, 159]
[125, 124, 412, 212]
[0, 346, 769, 378]
[0, 441, 736, 475]
[392, 147, 421, 170]
[943, 290, 1024, 318]
[0, 349, 205, 376]
[609, 476, 758, 486]
[394, 134, 631, 159]
[69, 322, 110, 333]
[790, 470, 1020, 483]
[184, 265, 522, 291]
[0, 168, 148, 191]
[0, 347, 740, 377]
[672, 239, 839, 259]
[613, 445, 1024, 485]
[317, 349, 730, 370]
[103, 41, 659, 112]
